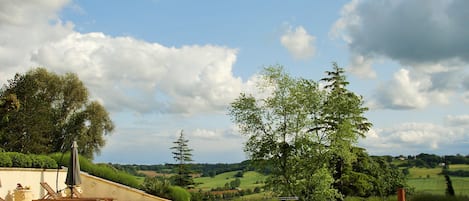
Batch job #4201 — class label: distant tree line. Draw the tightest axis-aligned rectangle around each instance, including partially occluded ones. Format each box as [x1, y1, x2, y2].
[110, 160, 256, 177]
[394, 153, 469, 168]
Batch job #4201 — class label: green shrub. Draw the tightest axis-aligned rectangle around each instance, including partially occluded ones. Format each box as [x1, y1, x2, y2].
[49, 152, 140, 189]
[7, 152, 32, 167]
[168, 186, 191, 201]
[141, 177, 171, 199]
[30, 155, 58, 169]
[0, 153, 12, 167]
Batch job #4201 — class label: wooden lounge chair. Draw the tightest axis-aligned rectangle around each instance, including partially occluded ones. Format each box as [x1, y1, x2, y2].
[71, 188, 82, 198]
[40, 182, 61, 199]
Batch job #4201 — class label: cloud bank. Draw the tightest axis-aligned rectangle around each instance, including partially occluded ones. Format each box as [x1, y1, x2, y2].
[0, 0, 247, 115]
[333, 0, 469, 110]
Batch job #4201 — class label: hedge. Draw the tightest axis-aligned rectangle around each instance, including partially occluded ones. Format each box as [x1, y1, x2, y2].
[0, 152, 57, 168]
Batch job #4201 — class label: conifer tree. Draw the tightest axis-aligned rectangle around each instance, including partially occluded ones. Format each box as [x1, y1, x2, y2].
[170, 130, 194, 187]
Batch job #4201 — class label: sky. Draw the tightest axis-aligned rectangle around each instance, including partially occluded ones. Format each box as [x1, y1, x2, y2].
[0, 0, 468, 164]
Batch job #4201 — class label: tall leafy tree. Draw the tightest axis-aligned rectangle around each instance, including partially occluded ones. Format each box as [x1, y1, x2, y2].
[230, 63, 377, 200]
[230, 65, 339, 200]
[170, 130, 194, 187]
[0, 68, 114, 158]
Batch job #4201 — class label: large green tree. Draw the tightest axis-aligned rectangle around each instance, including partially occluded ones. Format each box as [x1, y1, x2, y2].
[0, 68, 114, 158]
[229, 64, 377, 200]
[170, 130, 194, 188]
[230, 65, 339, 200]
[314, 62, 373, 195]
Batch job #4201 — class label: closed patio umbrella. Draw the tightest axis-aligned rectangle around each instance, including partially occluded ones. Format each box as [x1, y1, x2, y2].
[65, 141, 81, 198]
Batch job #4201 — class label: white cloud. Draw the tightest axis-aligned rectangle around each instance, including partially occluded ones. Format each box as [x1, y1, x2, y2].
[0, 0, 74, 83]
[280, 26, 316, 60]
[368, 67, 463, 110]
[0, 1, 251, 115]
[348, 54, 376, 79]
[360, 120, 469, 155]
[445, 115, 469, 127]
[369, 69, 429, 109]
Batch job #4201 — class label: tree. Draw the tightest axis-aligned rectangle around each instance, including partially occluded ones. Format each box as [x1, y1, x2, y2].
[0, 93, 20, 122]
[170, 130, 194, 187]
[229, 64, 374, 200]
[230, 65, 338, 200]
[445, 174, 455, 196]
[0, 68, 114, 158]
[313, 62, 372, 195]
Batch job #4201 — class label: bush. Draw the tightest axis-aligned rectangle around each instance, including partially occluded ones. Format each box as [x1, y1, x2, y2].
[168, 186, 191, 201]
[0, 152, 57, 168]
[0, 153, 12, 167]
[6, 152, 32, 167]
[141, 177, 171, 198]
[30, 155, 58, 169]
[49, 152, 140, 188]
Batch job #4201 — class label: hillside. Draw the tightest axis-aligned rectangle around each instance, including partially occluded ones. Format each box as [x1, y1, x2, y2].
[194, 171, 266, 191]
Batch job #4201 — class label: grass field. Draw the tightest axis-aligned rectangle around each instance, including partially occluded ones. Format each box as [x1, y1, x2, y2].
[407, 164, 469, 196]
[194, 171, 266, 191]
[135, 163, 469, 199]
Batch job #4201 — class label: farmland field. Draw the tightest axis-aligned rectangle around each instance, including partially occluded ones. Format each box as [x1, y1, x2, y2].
[407, 164, 469, 196]
[194, 171, 266, 191]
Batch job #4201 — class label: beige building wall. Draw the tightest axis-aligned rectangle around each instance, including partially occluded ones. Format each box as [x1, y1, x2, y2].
[0, 168, 170, 201]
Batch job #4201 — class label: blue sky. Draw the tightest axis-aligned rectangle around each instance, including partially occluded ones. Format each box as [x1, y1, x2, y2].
[1, 0, 468, 164]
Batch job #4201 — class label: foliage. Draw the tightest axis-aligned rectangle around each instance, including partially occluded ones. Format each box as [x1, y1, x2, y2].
[6, 152, 32, 167]
[315, 63, 372, 195]
[49, 153, 140, 188]
[0, 93, 20, 122]
[141, 177, 172, 199]
[0, 68, 114, 158]
[141, 177, 191, 201]
[0, 153, 12, 167]
[444, 175, 455, 196]
[110, 160, 255, 177]
[234, 171, 244, 178]
[30, 154, 59, 168]
[229, 64, 373, 200]
[170, 130, 194, 187]
[0, 152, 57, 168]
[168, 186, 191, 201]
[442, 169, 469, 177]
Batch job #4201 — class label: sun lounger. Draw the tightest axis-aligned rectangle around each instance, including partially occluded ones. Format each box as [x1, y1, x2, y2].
[40, 182, 61, 199]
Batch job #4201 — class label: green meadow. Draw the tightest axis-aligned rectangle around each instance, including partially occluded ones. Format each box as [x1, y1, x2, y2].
[407, 165, 469, 196]
[189, 164, 469, 200]
[194, 171, 266, 191]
